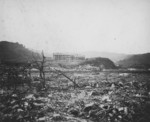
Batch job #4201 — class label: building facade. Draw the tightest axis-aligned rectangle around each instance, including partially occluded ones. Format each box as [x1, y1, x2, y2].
[53, 53, 85, 61]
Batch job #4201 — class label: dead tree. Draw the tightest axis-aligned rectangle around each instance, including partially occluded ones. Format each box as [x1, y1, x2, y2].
[32, 51, 47, 89]
[32, 51, 79, 89]
[48, 66, 79, 89]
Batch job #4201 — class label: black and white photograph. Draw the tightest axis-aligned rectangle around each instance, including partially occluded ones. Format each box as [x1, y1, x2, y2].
[0, 0, 150, 122]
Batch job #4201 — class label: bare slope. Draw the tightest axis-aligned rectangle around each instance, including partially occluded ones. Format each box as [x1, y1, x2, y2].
[118, 53, 150, 69]
[0, 41, 39, 63]
[80, 57, 116, 69]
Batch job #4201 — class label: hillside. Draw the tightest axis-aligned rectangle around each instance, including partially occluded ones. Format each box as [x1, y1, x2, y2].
[80, 57, 116, 69]
[117, 53, 150, 69]
[80, 51, 131, 62]
[0, 41, 40, 63]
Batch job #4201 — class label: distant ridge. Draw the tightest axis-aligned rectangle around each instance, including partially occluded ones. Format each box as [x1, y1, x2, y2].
[117, 53, 150, 69]
[80, 51, 131, 62]
[0, 41, 40, 63]
[80, 57, 116, 69]
[1, 41, 149, 68]
[79, 51, 150, 69]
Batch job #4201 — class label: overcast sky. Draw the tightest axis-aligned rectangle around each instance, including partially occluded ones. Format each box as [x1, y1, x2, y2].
[0, 0, 150, 54]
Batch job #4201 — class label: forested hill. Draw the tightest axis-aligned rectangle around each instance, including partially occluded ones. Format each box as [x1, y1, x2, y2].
[80, 57, 116, 69]
[0, 41, 39, 63]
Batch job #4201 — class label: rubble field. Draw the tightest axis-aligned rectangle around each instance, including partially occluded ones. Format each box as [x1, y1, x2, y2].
[0, 71, 150, 122]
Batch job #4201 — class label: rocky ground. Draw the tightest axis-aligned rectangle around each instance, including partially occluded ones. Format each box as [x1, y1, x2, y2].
[0, 72, 150, 122]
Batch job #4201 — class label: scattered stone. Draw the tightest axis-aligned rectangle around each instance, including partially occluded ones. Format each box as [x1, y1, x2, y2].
[10, 100, 16, 104]
[17, 108, 24, 112]
[110, 83, 115, 90]
[118, 81, 123, 87]
[89, 91, 100, 96]
[25, 94, 35, 100]
[119, 73, 129, 77]
[12, 94, 18, 98]
[112, 109, 117, 114]
[12, 104, 19, 109]
[68, 108, 79, 117]
[33, 102, 44, 107]
[0, 89, 5, 94]
[101, 95, 111, 102]
[38, 117, 47, 122]
[85, 86, 91, 89]
[48, 94, 53, 98]
[77, 91, 86, 99]
[83, 103, 99, 113]
[109, 113, 113, 117]
[108, 91, 113, 95]
[52, 113, 66, 121]
[24, 102, 29, 106]
[118, 115, 122, 119]
[89, 109, 102, 118]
